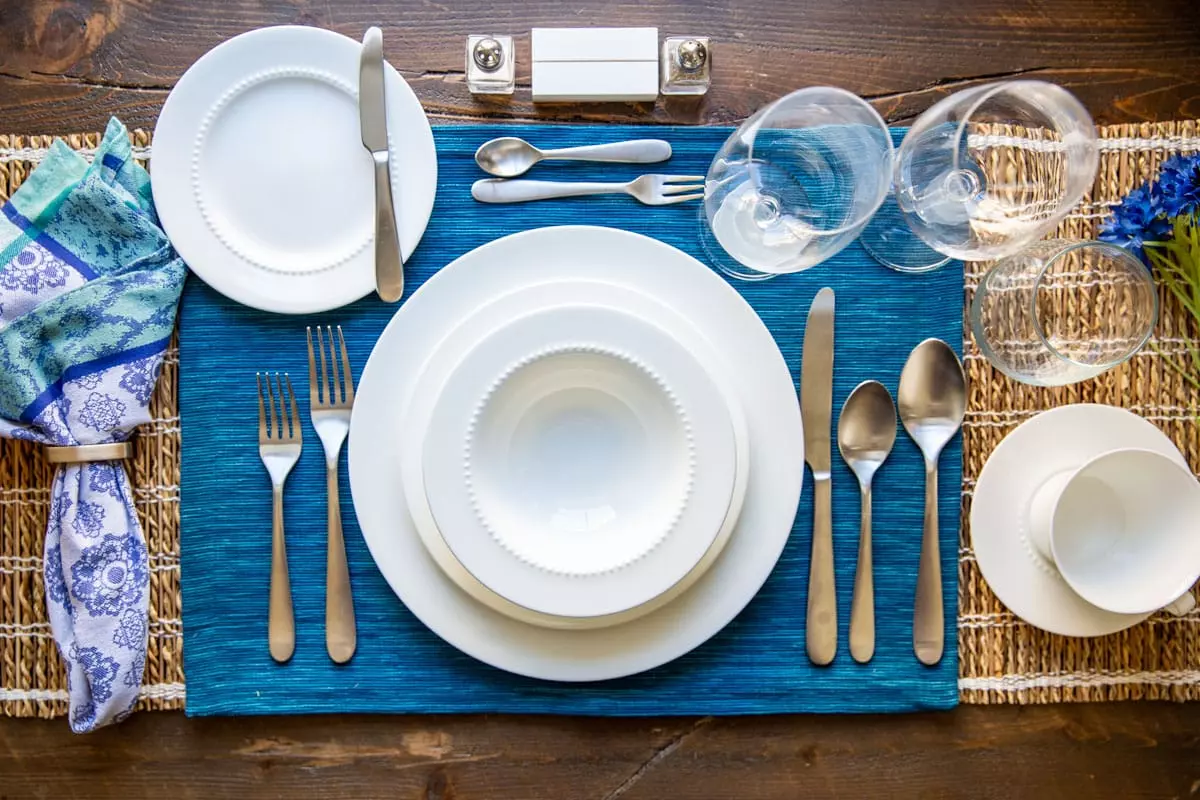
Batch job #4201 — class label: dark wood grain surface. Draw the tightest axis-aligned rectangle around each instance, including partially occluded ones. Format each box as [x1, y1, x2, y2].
[1, 0, 1199, 132]
[2, 1, 1200, 797]
[2, 705, 1200, 799]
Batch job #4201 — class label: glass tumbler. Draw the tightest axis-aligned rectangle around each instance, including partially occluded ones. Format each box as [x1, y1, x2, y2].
[970, 240, 1158, 386]
[701, 87, 894, 280]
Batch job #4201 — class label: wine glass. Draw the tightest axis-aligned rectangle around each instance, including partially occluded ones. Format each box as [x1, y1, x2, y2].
[860, 80, 1099, 273]
[701, 87, 894, 280]
[971, 240, 1158, 386]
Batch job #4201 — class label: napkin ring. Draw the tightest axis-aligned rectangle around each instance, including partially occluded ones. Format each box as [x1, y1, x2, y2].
[44, 442, 134, 464]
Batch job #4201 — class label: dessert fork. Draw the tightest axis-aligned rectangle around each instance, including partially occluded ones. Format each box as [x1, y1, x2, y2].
[470, 174, 705, 205]
[257, 372, 301, 664]
[307, 325, 357, 664]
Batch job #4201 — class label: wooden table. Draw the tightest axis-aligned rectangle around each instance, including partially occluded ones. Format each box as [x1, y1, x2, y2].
[2, 1, 1199, 797]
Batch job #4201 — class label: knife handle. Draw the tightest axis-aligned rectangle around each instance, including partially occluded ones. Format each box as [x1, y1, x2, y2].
[806, 475, 837, 665]
[372, 153, 404, 303]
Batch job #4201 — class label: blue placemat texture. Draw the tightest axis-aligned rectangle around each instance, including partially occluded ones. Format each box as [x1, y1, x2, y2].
[179, 124, 963, 716]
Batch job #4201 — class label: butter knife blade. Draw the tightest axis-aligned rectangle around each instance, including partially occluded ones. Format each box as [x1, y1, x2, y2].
[801, 287, 836, 665]
[359, 26, 404, 302]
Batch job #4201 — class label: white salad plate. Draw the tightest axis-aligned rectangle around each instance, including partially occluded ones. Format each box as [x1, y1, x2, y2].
[151, 25, 437, 313]
[420, 303, 740, 620]
[400, 281, 750, 631]
[971, 404, 1188, 637]
[348, 226, 804, 681]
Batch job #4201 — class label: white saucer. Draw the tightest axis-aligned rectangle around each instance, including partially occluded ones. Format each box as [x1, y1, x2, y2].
[348, 226, 803, 681]
[422, 304, 739, 619]
[971, 404, 1188, 637]
[399, 281, 751, 631]
[152, 26, 436, 313]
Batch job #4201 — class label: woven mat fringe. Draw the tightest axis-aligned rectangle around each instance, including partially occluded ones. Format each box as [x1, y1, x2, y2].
[1, 122, 1197, 719]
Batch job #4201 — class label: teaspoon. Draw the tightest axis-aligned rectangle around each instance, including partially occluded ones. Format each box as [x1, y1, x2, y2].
[838, 380, 897, 664]
[897, 339, 966, 666]
[474, 137, 673, 178]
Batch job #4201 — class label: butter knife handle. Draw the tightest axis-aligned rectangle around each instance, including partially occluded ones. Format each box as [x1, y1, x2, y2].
[806, 476, 837, 665]
[372, 154, 404, 302]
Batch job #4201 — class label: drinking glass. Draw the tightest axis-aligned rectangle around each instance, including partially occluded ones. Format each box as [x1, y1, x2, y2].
[970, 240, 1158, 386]
[861, 80, 1099, 273]
[701, 87, 894, 280]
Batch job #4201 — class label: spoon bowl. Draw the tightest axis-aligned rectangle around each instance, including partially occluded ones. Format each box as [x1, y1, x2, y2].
[897, 338, 966, 666]
[839, 380, 897, 486]
[838, 380, 897, 664]
[475, 137, 543, 178]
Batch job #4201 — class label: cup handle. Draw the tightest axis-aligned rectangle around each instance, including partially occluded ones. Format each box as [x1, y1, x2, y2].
[1164, 592, 1197, 616]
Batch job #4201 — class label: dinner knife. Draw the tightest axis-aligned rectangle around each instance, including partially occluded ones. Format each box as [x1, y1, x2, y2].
[359, 26, 404, 303]
[801, 287, 837, 666]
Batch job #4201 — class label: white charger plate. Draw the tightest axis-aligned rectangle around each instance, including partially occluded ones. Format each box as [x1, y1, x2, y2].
[399, 281, 751, 631]
[348, 226, 804, 681]
[151, 25, 436, 313]
[422, 304, 739, 619]
[971, 404, 1188, 637]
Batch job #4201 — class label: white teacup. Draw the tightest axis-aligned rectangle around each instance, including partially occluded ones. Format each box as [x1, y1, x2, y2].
[1027, 447, 1200, 616]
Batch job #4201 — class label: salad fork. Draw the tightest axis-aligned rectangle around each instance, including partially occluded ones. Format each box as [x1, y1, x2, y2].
[470, 174, 705, 205]
[307, 325, 357, 664]
[257, 372, 301, 664]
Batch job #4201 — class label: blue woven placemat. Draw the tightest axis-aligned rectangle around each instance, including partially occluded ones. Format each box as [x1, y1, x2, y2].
[179, 124, 963, 716]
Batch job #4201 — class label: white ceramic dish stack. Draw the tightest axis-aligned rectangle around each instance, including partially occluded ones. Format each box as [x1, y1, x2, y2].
[349, 226, 806, 681]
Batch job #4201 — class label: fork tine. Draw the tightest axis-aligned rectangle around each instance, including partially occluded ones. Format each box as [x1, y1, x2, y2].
[660, 192, 705, 205]
[661, 183, 704, 196]
[326, 325, 341, 404]
[264, 371, 279, 439]
[317, 326, 332, 406]
[285, 373, 301, 441]
[274, 373, 288, 439]
[337, 325, 354, 403]
[306, 326, 319, 405]
[256, 372, 267, 440]
[663, 175, 705, 183]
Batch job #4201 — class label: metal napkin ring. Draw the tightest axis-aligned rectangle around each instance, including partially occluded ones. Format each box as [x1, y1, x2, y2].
[44, 442, 134, 464]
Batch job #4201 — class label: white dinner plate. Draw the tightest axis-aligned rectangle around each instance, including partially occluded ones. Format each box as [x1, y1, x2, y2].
[422, 304, 739, 619]
[151, 25, 437, 313]
[399, 281, 751, 631]
[348, 226, 804, 682]
[971, 404, 1188, 637]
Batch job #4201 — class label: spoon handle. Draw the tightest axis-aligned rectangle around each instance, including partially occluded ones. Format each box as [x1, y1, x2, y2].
[806, 476, 837, 665]
[914, 461, 944, 665]
[540, 140, 673, 164]
[849, 484, 874, 663]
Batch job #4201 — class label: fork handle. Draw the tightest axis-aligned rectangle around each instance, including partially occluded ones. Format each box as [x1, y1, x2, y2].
[471, 178, 627, 204]
[325, 461, 357, 664]
[269, 486, 294, 663]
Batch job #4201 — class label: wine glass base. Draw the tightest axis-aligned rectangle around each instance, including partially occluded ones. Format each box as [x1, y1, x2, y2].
[859, 196, 952, 274]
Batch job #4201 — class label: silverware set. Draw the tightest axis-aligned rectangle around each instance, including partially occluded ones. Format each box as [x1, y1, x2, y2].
[471, 134, 703, 205]
[257, 325, 358, 664]
[799, 288, 965, 666]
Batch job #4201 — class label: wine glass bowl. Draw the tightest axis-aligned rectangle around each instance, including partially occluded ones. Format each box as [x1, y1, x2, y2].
[862, 80, 1100, 272]
[702, 87, 894, 280]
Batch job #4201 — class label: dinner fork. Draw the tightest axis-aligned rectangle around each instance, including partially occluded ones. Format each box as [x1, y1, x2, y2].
[470, 174, 705, 205]
[257, 372, 301, 664]
[307, 325, 357, 664]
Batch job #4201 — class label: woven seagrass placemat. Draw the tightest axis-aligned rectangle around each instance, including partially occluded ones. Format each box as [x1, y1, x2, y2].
[1, 121, 1197, 718]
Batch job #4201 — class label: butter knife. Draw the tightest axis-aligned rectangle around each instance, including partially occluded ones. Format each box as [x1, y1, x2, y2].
[359, 26, 404, 303]
[801, 287, 836, 666]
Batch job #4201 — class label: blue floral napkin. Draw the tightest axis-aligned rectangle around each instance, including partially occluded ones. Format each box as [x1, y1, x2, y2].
[0, 119, 186, 731]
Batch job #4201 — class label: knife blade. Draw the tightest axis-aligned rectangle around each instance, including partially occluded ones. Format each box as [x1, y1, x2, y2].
[801, 287, 836, 665]
[359, 26, 404, 303]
